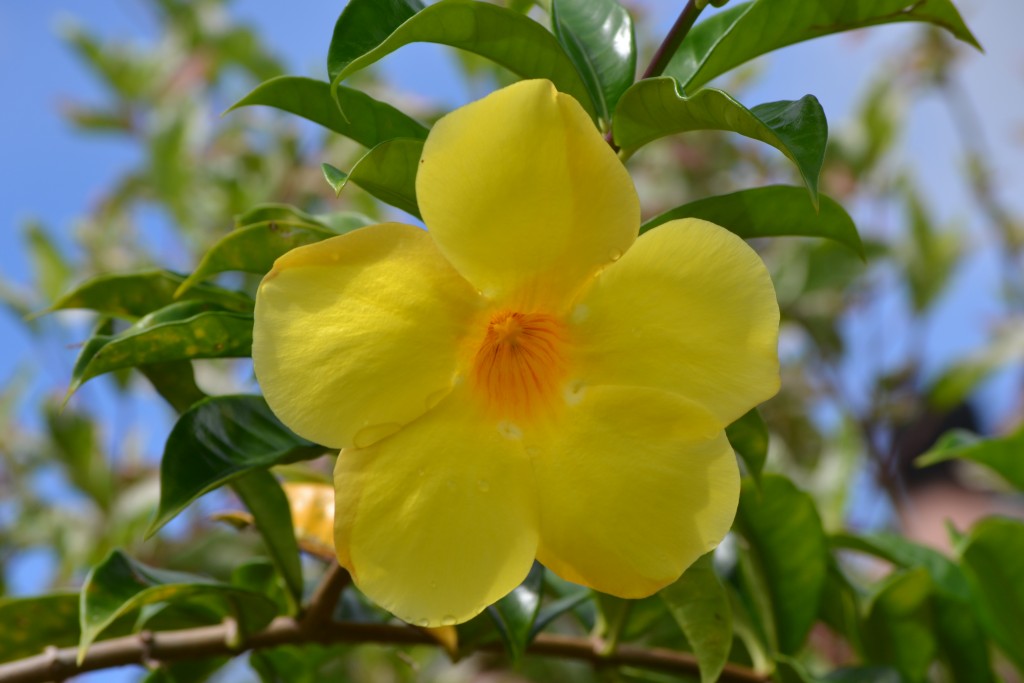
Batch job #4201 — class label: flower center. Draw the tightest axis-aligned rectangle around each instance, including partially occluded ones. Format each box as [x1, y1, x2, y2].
[472, 310, 567, 421]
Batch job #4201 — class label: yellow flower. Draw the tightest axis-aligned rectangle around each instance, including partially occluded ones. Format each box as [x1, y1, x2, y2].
[253, 80, 779, 627]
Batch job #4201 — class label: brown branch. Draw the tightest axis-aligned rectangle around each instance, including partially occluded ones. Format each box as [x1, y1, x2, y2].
[300, 562, 350, 628]
[0, 616, 768, 683]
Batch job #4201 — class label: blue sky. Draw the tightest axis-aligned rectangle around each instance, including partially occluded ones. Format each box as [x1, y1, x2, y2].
[0, 0, 1021, 678]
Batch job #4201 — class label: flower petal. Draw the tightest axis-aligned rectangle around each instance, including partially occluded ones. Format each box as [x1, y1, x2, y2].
[532, 385, 738, 597]
[253, 223, 479, 449]
[570, 218, 780, 427]
[417, 79, 639, 308]
[334, 388, 539, 626]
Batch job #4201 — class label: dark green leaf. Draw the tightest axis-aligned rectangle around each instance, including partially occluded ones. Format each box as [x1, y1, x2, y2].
[232, 470, 305, 607]
[487, 563, 544, 661]
[46, 404, 112, 510]
[45, 270, 253, 320]
[151, 394, 320, 536]
[861, 568, 935, 683]
[551, 0, 635, 121]
[736, 474, 828, 654]
[932, 591, 998, 683]
[659, 553, 731, 683]
[68, 301, 253, 397]
[327, 0, 424, 81]
[917, 427, 1024, 493]
[329, 138, 423, 217]
[641, 186, 862, 258]
[529, 589, 590, 638]
[25, 221, 73, 303]
[79, 550, 277, 658]
[177, 206, 371, 293]
[330, 0, 596, 119]
[958, 517, 1024, 673]
[726, 408, 769, 482]
[229, 76, 428, 147]
[142, 659, 228, 683]
[667, 0, 980, 93]
[614, 79, 826, 202]
[138, 361, 207, 413]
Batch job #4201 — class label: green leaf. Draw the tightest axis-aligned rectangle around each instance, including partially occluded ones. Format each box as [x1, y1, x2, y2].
[151, 394, 320, 536]
[329, 0, 597, 119]
[932, 591, 998, 683]
[142, 659, 228, 683]
[487, 563, 544, 661]
[328, 138, 423, 217]
[916, 427, 1024, 492]
[830, 531, 969, 600]
[229, 76, 428, 147]
[666, 0, 980, 93]
[46, 404, 112, 511]
[861, 568, 935, 683]
[45, 270, 253, 320]
[726, 408, 769, 482]
[551, 0, 635, 122]
[327, 0, 424, 81]
[659, 553, 732, 683]
[958, 517, 1024, 674]
[176, 205, 371, 294]
[735, 474, 827, 654]
[232, 470, 305, 607]
[67, 301, 253, 397]
[642, 186, 863, 259]
[529, 589, 590, 638]
[0, 594, 123, 663]
[79, 550, 278, 659]
[138, 361, 207, 413]
[614, 79, 826, 202]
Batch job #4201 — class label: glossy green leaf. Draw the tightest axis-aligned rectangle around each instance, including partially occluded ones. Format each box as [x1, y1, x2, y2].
[862, 568, 935, 683]
[726, 408, 769, 482]
[150, 394, 320, 536]
[68, 301, 253, 397]
[642, 186, 863, 259]
[735, 474, 828, 654]
[229, 76, 427, 147]
[138, 361, 207, 413]
[551, 0, 635, 121]
[327, 138, 423, 217]
[45, 270, 252, 320]
[659, 553, 731, 683]
[615, 79, 826, 202]
[917, 427, 1024, 492]
[232, 470, 304, 607]
[327, 0, 424, 81]
[487, 563, 544, 662]
[330, 0, 597, 119]
[529, 589, 590, 638]
[177, 206, 371, 294]
[667, 0, 980, 93]
[79, 550, 277, 659]
[958, 517, 1024, 673]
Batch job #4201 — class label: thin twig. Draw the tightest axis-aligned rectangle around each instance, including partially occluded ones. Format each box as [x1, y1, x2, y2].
[300, 562, 351, 629]
[0, 617, 768, 683]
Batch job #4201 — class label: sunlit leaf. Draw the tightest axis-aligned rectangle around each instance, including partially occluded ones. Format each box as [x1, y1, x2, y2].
[726, 409, 769, 483]
[68, 301, 253, 397]
[667, 0, 980, 93]
[329, 0, 596, 119]
[642, 186, 862, 259]
[917, 427, 1024, 493]
[551, 0, 635, 121]
[229, 76, 428, 147]
[615, 79, 826, 202]
[46, 270, 252, 320]
[327, 138, 423, 217]
[659, 553, 731, 683]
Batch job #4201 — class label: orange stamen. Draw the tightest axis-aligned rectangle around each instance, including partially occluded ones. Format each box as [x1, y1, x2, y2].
[472, 311, 567, 421]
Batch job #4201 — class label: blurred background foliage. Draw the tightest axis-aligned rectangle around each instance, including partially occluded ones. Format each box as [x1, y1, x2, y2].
[1, 0, 1023, 681]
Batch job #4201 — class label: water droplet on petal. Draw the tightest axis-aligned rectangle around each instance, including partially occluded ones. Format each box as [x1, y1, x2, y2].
[570, 304, 589, 323]
[417, 618, 430, 628]
[441, 615, 457, 626]
[563, 380, 586, 406]
[498, 421, 523, 440]
[609, 248, 622, 261]
[353, 422, 403, 448]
